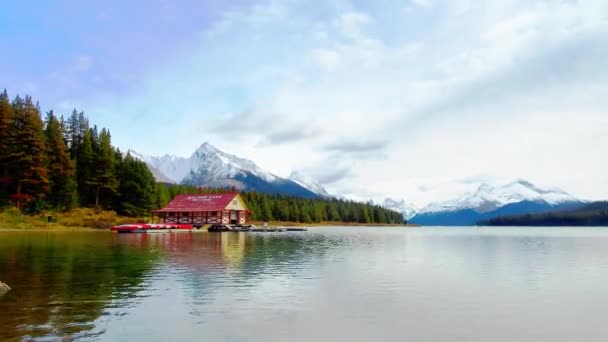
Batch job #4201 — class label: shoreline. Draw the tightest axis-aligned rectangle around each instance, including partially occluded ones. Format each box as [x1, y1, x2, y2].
[1, 208, 413, 230]
[0, 222, 418, 231]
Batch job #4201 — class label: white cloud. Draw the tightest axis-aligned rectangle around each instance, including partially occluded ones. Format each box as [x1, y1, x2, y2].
[78, 0, 608, 204]
[411, 0, 434, 9]
[312, 48, 340, 71]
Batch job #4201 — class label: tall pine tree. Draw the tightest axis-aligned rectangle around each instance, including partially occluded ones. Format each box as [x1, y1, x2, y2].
[116, 153, 157, 216]
[0, 90, 15, 205]
[77, 128, 94, 205]
[91, 128, 118, 207]
[10, 95, 49, 210]
[44, 111, 77, 210]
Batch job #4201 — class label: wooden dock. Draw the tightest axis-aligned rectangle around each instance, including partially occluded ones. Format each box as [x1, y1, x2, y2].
[207, 224, 307, 233]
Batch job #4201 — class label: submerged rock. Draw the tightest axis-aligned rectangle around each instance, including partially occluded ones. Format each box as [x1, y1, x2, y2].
[0, 281, 10, 297]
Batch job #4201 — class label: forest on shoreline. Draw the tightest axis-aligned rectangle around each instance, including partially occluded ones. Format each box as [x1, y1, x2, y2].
[480, 201, 608, 226]
[0, 89, 404, 225]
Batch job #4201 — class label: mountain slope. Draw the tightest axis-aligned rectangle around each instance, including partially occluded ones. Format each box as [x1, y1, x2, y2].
[410, 180, 585, 225]
[411, 200, 585, 226]
[381, 198, 418, 220]
[419, 180, 580, 214]
[132, 143, 320, 198]
[288, 171, 331, 197]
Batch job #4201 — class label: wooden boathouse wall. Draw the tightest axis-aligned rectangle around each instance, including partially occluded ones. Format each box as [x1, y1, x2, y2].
[151, 193, 250, 227]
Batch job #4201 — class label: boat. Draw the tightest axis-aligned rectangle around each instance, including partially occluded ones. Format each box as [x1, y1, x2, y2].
[110, 223, 194, 233]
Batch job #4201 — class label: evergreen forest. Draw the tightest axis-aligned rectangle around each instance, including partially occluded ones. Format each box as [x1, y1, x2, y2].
[0, 90, 404, 224]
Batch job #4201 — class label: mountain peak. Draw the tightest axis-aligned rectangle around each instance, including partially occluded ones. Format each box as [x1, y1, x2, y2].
[382, 198, 418, 220]
[420, 179, 581, 214]
[194, 141, 220, 155]
[132, 143, 321, 198]
[288, 171, 331, 197]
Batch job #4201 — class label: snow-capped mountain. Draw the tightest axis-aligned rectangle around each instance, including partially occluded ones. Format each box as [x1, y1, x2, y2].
[381, 198, 418, 220]
[131, 142, 319, 198]
[288, 171, 331, 197]
[129, 151, 184, 183]
[410, 179, 585, 226]
[182, 143, 277, 185]
[419, 179, 581, 214]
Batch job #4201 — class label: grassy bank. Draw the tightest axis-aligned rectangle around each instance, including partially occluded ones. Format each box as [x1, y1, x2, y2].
[0, 208, 413, 230]
[0, 207, 146, 230]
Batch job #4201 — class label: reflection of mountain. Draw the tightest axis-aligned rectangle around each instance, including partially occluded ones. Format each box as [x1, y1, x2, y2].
[0, 232, 161, 340]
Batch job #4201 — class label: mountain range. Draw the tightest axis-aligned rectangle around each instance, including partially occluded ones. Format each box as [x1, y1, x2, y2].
[408, 180, 586, 225]
[131, 143, 587, 225]
[131, 142, 329, 199]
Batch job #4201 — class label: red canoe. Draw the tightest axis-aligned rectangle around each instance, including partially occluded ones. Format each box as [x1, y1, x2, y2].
[110, 223, 193, 233]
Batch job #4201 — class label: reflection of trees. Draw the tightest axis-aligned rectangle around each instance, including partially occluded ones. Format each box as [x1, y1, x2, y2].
[148, 232, 333, 276]
[0, 231, 337, 340]
[0, 232, 161, 340]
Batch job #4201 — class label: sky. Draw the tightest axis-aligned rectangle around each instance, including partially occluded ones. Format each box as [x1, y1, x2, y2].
[1, 0, 607, 205]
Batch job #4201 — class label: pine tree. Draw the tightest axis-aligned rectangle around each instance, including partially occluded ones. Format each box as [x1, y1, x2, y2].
[155, 183, 171, 208]
[91, 128, 117, 207]
[44, 111, 77, 210]
[116, 153, 156, 216]
[10, 95, 49, 209]
[0, 90, 15, 204]
[66, 109, 80, 156]
[77, 128, 94, 205]
[260, 196, 273, 221]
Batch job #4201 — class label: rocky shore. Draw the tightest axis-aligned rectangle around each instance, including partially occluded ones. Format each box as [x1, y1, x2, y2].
[0, 281, 10, 296]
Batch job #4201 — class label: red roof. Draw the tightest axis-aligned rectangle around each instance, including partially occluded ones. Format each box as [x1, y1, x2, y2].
[152, 193, 241, 213]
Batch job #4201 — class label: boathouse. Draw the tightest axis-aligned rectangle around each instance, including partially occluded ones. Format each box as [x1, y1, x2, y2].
[152, 193, 250, 227]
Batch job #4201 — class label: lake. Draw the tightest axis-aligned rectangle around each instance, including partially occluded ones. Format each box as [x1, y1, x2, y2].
[1, 227, 607, 341]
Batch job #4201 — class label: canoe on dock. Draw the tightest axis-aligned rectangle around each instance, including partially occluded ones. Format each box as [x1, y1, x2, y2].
[110, 223, 193, 233]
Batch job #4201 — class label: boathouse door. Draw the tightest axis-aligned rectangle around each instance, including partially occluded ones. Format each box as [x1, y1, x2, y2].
[230, 211, 238, 224]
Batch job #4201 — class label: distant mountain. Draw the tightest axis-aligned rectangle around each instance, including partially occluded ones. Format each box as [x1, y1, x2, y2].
[381, 198, 418, 220]
[131, 142, 319, 198]
[481, 201, 608, 226]
[288, 171, 331, 197]
[410, 180, 585, 226]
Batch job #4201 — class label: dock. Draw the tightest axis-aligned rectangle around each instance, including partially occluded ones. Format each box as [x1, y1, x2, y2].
[207, 224, 307, 233]
[110, 223, 194, 233]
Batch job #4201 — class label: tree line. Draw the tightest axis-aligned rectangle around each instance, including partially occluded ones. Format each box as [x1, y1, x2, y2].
[0, 89, 405, 224]
[480, 201, 608, 226]
[154, 184, 405, 224]
[0, 89, 157, 215]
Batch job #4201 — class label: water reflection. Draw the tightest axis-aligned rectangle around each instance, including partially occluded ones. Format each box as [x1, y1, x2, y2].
[0, 232, 161, 340]
[2, 228, 608, 341]
[0, 231, 335, 340]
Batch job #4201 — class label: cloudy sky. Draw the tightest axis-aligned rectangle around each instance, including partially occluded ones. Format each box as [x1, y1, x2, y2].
[2, 0, 607, 205]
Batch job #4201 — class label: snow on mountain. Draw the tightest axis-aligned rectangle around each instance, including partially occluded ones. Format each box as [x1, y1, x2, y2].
[130, 142, 321, 198]
[288, 171, 331, 197]
[130, 151, 188, 183]
[131, 142, 278, 184]
[185, 142, 278, 184]
[381, 198, 419, 220]
[419, 179, 582, 214]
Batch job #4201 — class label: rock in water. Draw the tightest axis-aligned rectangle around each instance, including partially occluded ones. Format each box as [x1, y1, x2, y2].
[0, 281, 10, 297]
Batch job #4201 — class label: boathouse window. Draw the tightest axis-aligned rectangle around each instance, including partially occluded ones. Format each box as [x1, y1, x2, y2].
[232, 200, 238, 205]
[211, 211, 218, 216]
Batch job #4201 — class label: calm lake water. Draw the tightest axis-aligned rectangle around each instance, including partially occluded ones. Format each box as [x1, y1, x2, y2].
[1, 227, 608, 341]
